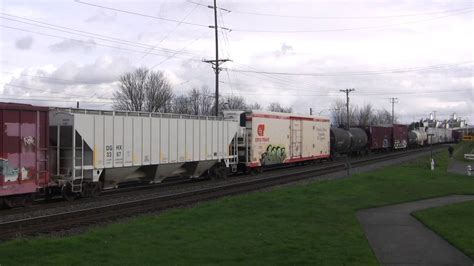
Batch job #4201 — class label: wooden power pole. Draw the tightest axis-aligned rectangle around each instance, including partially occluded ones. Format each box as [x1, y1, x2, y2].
[340, 88, 355, 129]
[203, 0, 230, 116]
[389, 97, 399, 124]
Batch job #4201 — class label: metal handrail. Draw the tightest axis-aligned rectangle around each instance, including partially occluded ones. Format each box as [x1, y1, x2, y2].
[50, 107, 238, 122]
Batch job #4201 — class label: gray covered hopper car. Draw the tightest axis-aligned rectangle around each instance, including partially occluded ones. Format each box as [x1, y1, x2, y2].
[49, 108, 239, 198]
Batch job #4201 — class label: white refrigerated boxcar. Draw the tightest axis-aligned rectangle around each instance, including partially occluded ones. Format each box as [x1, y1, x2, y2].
[49, 108, 239, 195]
[224, 110, 330, 171]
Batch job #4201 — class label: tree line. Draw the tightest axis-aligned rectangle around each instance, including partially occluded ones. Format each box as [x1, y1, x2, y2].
[113, 68, 292, 115]
[113, 68, 394, 126]
[330, 99, 397, 127]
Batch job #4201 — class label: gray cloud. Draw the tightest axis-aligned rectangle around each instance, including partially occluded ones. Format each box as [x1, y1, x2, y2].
[15, 36, 33, 50]
[1, 57, 135, 109]
[274, 43, 294, 57]
[49, 39, 96, 53]
[85, 9, 117, 23]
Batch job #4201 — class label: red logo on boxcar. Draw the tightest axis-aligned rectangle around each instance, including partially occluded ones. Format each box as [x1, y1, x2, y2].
[257, 124, 265, 136]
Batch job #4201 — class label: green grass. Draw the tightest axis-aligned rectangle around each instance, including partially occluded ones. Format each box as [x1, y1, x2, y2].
[414, 200, 474, 259]
[453, 141, 474, 161]
[0, 152, 473, 265]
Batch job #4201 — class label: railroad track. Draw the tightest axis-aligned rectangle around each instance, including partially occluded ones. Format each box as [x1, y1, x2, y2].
[0, 147, 442, 240]
[0, 175, 200, 216]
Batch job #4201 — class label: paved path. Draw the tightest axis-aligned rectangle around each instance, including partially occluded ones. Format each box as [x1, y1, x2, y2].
[448, 159, 473, 176]
[357, 195, 474, 266]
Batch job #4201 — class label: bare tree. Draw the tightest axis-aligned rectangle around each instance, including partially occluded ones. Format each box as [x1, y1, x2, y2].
[221, 95, 247, 111]
[172, 95, 190, 114]
[247, 102, 262, 110]
[375, 109, 393, 125]
[356, 103, 374, 126]
[267, 102, 292, 113]
[199, 86, 214, 116]
[330, 99, 356, 127]
[170, 86, 215, 116]
[113, 68, 173, 112]
[188, 88, 201, 115]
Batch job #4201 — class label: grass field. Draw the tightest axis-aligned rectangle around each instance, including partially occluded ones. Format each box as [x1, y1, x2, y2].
[414, 200, 474, 259]
[0, 151, 473, 265]
[453, 140, 474, 161]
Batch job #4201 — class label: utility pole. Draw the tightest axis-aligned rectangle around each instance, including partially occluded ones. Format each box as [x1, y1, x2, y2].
[340, 88, 355, 129]
[203, 0, 230, 116]
[389, 97, 398, 124]
[310, 108, 313, 115]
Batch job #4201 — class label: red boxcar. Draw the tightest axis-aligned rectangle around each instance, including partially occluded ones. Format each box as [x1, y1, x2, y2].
[453, 130, 464, 143]
[0, 103, 49, 207]
[364, 126, 393, 151]
[392, 124, 408, 149]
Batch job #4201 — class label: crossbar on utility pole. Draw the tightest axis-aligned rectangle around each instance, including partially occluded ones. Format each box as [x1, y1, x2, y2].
[390, 97, 399, 124]
[340, 88, 355, 129]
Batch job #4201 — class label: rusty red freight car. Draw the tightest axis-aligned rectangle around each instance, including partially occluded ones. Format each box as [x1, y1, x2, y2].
[392, 124, 408, 150]
[363, 126, 393, 152]
[0, 103, 49, 207]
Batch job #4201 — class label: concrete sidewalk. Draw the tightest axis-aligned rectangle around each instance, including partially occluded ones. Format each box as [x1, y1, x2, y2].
[357, 195, 474, 266]
[448, 159, 473, 176]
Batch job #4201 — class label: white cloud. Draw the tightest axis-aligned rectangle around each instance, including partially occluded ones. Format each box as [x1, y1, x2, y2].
[49, 39, 96, 53]
[1, 56, 136, 109]
[85, 9, 117, 23]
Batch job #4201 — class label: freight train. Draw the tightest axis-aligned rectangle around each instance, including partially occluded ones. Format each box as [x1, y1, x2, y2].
[0, 103, 456, 208]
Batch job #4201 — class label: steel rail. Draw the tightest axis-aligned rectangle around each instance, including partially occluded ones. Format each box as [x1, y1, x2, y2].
[0, 147, 442, 240]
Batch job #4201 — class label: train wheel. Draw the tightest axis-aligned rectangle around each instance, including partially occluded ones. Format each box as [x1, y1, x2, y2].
[90, 182, 101, 198]
[250, 167, 263, 175]
[22, 194, 34, 207]
[213, 165, 227, 179]
[44, 190, 54, 202]
[3, 197, 15, 208]
[62, 185, 77, 201]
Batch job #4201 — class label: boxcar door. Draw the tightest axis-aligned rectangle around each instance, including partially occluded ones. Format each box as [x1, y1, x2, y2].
[290, 119, 302, 158]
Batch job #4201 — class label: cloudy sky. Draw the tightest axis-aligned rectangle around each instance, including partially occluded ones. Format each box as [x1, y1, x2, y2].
[0, 0, 472, 123]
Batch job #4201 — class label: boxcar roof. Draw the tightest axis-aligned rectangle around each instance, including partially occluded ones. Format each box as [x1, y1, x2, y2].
[0, 102, 49, 111]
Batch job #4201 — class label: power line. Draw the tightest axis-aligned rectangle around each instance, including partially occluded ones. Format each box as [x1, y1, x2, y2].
[75, 0, 210, 28]
[231, 8, 472, 33]
[150, 32, 211, 69]
[228, 6, 473, 19]
[1, 83, 113, 101]
[217, 6, 238, 96]
[138, 0, 203, 62]
[0, 24, 202, 62]
[1, 71, 94, 84]
[187, 0, 231, 13]
[73, 0, 470, 34]
[215, 86, 472, 97]
[218, 81, 473, 96]
[230, 62, 321, 89]
[0, 13, 200, 57]
[225, 61, 473, 76]
[0, 96, 112, 104]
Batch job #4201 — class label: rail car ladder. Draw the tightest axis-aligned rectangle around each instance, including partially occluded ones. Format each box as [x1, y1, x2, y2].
[290, 119, 303, 158]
